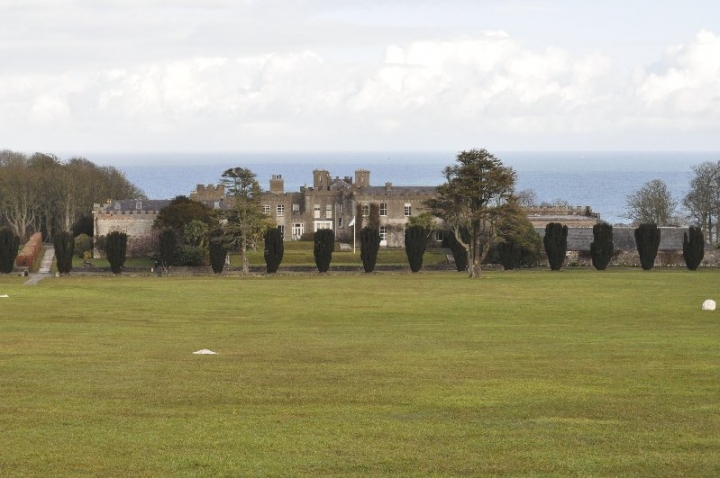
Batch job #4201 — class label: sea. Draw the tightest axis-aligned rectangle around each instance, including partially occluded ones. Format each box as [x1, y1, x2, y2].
[89, 151, 720, 226]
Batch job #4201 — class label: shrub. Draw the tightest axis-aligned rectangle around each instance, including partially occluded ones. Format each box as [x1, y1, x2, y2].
[15, 232, 43, 269]
[634, 223, 661, 271]
[173, 245, 205, 266]
[313, 229, 334, 273]
[264, 227, 285, 273]
[405, 225, 428, 273]
[683, 225, 704, 271]
[53, 231, 74, 275]
[360, 227, 380, 273]
[590, 222, 614, 271]
[106, 231, 128, 274]
[74, 234, 93, 259]
[543, 222, 568, 271]
[0, 228, 20, 273]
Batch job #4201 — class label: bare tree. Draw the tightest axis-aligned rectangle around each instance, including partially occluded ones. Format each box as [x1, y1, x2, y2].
[625, 179, 677, 226]
[684, 161, 720, 243]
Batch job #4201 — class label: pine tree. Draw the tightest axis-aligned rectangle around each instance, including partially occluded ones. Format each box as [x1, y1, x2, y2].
[683, 225, 704, 271]
[0, 228, 20, 274]
[405, 225, 428, 273]
[105, 231, 128, 274]
[543, 222, 568, 271]
[314, 229, 334, 273]
[360, 226, 380, 273]
[264, 227, 284, 273]
[590, 222, 614, 271]
[53, 231, 74, 275]
[634, 223, 661, 270]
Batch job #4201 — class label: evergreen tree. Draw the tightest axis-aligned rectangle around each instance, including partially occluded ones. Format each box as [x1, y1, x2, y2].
[496, 241, 521, 271]
[447, 227, 469, 272]
[264, 227, 285, 273]
[158, 228, 177, 270]
[314, 229, 334, 273]
[53, 231, 74, 275]
[634, 223, 661, 270]
[683, 225, 704, 271]
[405, 225, 428, 273]
[590, 222, 614, 271]
[360, 226, 380, 273]
[543, 222, 568, 271]
[105, 231, 128, 274]
[208, 228, 230, 274]
[0, 228, 20, 273]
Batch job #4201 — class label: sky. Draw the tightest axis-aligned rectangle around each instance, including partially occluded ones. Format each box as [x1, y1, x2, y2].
[1, 0, 720, 157]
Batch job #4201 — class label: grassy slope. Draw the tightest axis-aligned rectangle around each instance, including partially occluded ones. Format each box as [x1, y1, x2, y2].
[0, 270, 718, 477]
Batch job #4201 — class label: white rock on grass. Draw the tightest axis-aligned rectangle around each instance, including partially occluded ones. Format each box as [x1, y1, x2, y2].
[702, 300, 716, 311]
[193, 349, 218, 354]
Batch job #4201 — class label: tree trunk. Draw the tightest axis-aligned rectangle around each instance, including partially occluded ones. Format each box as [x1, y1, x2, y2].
[241, 234, 250, 274]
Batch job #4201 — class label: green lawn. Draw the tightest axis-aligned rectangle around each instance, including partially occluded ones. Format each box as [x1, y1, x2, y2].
[1, 270, 719, 476]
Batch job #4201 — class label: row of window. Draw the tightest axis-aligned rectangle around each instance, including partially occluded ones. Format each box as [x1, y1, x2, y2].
[263, 202, 413, 218]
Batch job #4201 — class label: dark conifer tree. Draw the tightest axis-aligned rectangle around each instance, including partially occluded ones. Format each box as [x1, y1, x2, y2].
[634, 223, 661, 270]
[264, 227, 285, 273]
[405, 225, 428, 273]
[158, 228, 177, 270]
[208, 229, 229, 274]
[360, 226, 380, 273]
[53, 231, 74, 275]
[497, 241, 521, 271]
[0, 228, 20, 274]
[683, 225, 704, 271]
[447, 227, 469, 272]
[314, 228, 334, 273]
[590, 222, 614, 271]
[105, 231, 128, 274]
[543, 222, 568, 271]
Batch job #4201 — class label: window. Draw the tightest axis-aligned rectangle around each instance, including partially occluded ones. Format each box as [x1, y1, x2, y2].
[380, 226, 388, 242]
[292, 223, 304, 240]
[362, 204, 370, 217]
[404, 203, 412, 216]
[314, 204, 321, 219]
[380, 202, 387, 216]
[263, 205, 271, 215]
[338, 218, 344, 228]
[136, 201, 143, 210]
[277, 205, 284, 217]
[292, 203, 300, 214]
[326, 204, 332, 219]
[337, 204, 343, 214]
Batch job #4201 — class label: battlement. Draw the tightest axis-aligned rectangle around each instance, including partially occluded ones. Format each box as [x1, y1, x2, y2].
[191, 184, 225, 201]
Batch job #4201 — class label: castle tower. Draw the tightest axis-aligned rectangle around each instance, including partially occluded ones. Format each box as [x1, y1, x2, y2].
[269, 174, 284, 194]
[313, 169, 330, 190]
[355, 169, 370, 189]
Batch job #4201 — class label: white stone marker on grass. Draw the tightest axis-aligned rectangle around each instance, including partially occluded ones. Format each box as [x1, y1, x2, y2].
[193, 349, 218, 354]
[702, 300, 716, 311]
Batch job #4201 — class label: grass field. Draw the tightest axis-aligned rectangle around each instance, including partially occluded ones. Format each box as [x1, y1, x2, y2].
[1, 270, 719, 476]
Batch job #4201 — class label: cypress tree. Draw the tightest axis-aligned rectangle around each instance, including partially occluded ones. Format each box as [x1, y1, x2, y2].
[208, 229, 229, 274]
[405, 225, 428, 273]
[497, 241, 521, 271]
[264, 227, 285, 273]
[447, 227, 469, 272]
[360, 226, 380, 273]
[53, 231, 74, 275]
[683, 225, 704, 271]
[590, 222, 614, 271]
[0, 228, 20, 274]
[634, 223, 661, 270]
[314, 228, 334, 273]
[158, 228, 177, 269]
[543, 222, 568, 271]
[106, 231, 128, 274]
